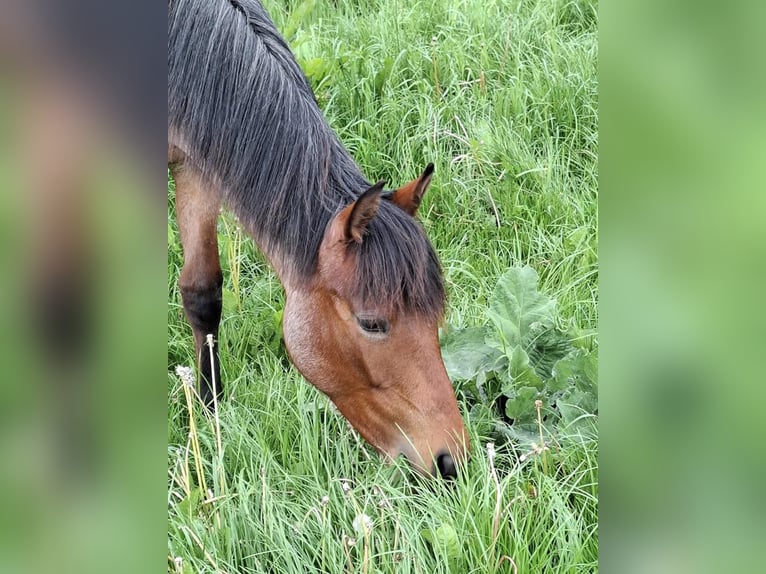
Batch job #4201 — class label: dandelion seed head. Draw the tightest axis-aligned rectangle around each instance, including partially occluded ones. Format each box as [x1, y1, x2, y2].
[175, 365, 195, 388]
[353, 513, 373, 534]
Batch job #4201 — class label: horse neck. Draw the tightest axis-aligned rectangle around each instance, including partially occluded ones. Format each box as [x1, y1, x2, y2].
[242, 168, 357, 291]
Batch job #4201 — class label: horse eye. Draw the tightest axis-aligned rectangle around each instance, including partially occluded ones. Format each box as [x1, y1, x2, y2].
[356, 316, 390, 336]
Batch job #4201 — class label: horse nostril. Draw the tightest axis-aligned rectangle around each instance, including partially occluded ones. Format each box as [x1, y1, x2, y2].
[435, 452, 458, 480]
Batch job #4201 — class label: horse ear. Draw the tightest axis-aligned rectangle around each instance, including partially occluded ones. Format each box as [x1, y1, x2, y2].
[389, 163, 434, 216]
[340, 180, 386, 243]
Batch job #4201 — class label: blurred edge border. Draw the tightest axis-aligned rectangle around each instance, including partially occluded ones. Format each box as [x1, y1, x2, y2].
[0, 2, 166, 573]
[601, 0, 766, 572]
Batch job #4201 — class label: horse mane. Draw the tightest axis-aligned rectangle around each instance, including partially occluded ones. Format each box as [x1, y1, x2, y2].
[168, 0, 444, 318]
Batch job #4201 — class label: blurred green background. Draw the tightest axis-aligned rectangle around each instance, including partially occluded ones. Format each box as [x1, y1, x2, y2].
[601, 0, 766, 571]
[0, 2, 166, 573]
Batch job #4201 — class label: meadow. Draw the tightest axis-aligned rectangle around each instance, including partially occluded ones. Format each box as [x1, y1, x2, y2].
[168, 0, 598, 571]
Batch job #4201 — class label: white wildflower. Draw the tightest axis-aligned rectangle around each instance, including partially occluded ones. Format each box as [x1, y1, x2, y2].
[353, 513, 373, 535]
[175, 365, 195, 388]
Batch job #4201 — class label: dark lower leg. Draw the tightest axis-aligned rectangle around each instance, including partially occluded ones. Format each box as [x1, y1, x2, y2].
[181, 277, 223, 406]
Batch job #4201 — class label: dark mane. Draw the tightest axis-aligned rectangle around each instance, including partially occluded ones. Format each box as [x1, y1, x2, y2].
[168, 0, 444, 317]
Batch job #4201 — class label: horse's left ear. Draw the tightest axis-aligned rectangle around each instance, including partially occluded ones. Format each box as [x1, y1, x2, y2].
[339, 180, 386, 244]
[389, 163, 434, 216]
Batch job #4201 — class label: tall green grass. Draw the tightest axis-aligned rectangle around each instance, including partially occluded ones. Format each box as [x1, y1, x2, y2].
[168, 0, 597, 571]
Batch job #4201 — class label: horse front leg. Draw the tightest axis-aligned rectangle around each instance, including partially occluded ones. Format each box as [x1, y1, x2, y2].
[170, 154, 224, 408]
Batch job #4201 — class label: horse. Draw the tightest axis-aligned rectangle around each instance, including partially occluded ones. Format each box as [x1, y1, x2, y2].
[168, 0, 469, 478]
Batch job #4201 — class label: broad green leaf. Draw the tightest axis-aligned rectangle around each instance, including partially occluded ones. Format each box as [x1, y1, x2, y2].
[558, 388, 598, 427]
[494, 421, 544, 450]
[487, 266, 556, 350]
[437, 267, 597, 438]
[506, 346, 543, 390]
[441, 326, 504, 380]
[551, 348, 598, 396]
[527, 326, 574, 379]
[503, 386, 539, 425]
[554, 349, 598, 425]
[422, 523, 460, 562]
[436, 523, 461, 560]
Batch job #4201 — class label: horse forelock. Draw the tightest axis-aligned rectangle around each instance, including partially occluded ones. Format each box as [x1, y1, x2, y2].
[348, 200, 445, 320]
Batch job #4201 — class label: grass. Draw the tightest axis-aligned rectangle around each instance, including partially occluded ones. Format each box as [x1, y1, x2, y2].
[168, 0, 598, 571]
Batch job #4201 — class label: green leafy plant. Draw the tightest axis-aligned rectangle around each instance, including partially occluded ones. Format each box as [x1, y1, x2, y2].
[441, 266, 597, 444]
[421, 522, 461, 570]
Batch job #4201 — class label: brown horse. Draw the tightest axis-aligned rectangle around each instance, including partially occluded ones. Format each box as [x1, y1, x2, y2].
[168, 0, 468, 478]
